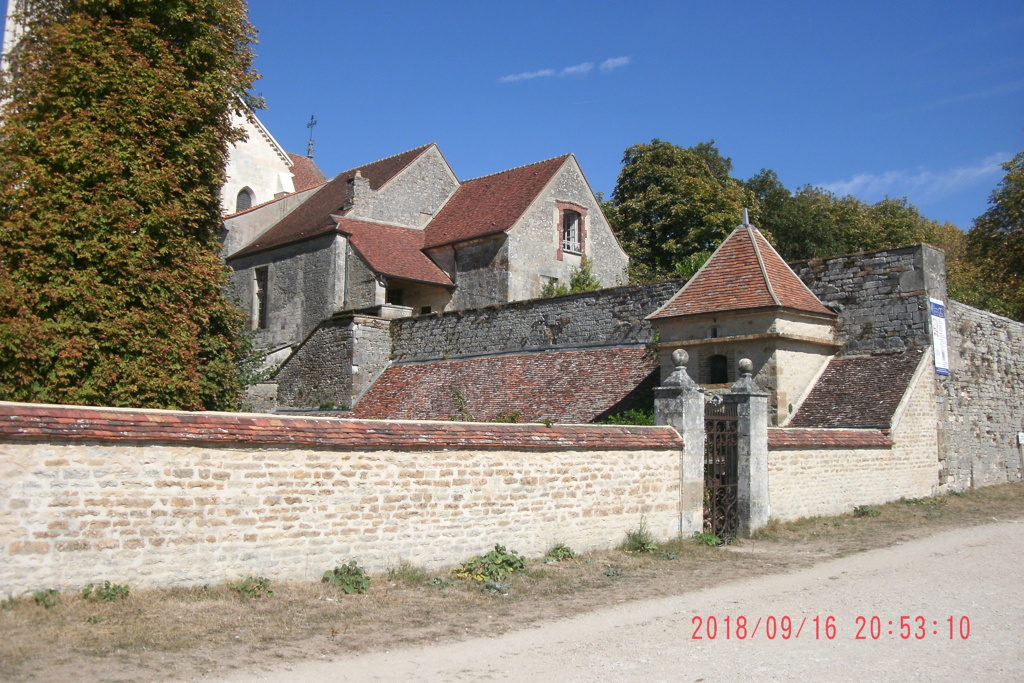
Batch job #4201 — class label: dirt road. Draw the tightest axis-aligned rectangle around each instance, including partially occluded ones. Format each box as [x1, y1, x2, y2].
[212, 519, 1023, 682]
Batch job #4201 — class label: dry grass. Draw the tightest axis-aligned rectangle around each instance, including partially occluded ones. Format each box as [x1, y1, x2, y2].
[2, 482, 1022, 682]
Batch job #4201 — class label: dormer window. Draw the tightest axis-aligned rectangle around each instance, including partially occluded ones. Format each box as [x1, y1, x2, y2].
[556, 202, 587, 261]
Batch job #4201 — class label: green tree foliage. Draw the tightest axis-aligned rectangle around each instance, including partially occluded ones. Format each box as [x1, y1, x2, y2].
[745, 170, 941, 261]
[0, 1, 260, 409]
[605, 139, 756, 282]
[964, 151, 1024, 320]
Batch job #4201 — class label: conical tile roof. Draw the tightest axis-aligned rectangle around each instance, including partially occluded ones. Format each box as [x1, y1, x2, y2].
[648, 224, 835, 320]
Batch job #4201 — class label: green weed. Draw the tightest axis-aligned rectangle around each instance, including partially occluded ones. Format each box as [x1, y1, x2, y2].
[853, 505, 881, 518]
[229, 576, 273, 599]
[33, 589, 59, 609]
[621, 516, 657, 553]
[544, 543, 579, 563]
[323, 561, 371, 594]
[692, 531, 723, 547]
[454, 545, 526, 583]
[81, 582, 129, 603]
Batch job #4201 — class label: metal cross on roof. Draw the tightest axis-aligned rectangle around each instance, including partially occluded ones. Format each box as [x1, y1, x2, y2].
[306, 114, 317, 160]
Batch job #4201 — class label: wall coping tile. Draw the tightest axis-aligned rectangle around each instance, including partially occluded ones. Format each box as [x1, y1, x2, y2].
[0, 402, 684, 452]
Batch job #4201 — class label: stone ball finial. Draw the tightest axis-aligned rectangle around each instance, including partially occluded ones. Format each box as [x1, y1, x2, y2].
[671, 348, 689, 367]
[738, 358, 753, 375]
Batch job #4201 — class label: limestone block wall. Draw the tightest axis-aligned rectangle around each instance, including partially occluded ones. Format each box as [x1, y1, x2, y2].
[0, 403, 684, 595]
[888, 350, 942, 492]
[792, 245, 946, 354]
[767, 429, 937, 520]
[937, 301, 1024, 489]
[274, 314, 391, 410]
[448, 237, 511, 310]
[767, 354, 940, 520]
[725, 351, 941, 522]
[391, 280, 681, 363]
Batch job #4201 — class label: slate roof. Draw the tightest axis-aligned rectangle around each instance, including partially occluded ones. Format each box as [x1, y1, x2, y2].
[286, 153, 328, 192]
[335, 218, 453, 287]
[422, 155, 570, 249]
[352, 346, 659, 424]
[0, 402, 682, 451]
[788, 351, 924, 429]
[649, 225, 835, 320]
[229, 144, 435, 259]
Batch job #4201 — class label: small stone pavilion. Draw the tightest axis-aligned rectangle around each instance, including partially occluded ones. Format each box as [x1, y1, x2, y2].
[648, 216, 840, 425]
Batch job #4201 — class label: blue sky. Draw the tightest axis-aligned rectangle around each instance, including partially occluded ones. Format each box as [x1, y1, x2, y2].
[7, 1, 1023, 229]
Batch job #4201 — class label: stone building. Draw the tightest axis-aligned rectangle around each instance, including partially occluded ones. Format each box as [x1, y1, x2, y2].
[648, 219, 839, 425]
[220, 111, 326, 217]
[223, 143, 629, 352]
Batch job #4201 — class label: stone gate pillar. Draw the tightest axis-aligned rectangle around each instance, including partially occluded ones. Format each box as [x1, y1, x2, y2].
[726, 358, 770, 536]
[654, 349, 705, 535]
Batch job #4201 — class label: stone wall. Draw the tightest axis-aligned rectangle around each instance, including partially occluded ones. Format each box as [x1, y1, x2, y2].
[767, 351, 940, 519]
[505, 157, 628, 300]
[391, 280, 681, 364]
[229, 233, 343, 350]
[220, 113, 294, 216]
[220, 186, 320, 258]
[0, 403, 685, 595]
[792, 244, 946, 354]
[275, 314, 391, 410]
[937, 301, 1024, 489]
[767, 431, 937, 521]
[346, 145, 458, 229]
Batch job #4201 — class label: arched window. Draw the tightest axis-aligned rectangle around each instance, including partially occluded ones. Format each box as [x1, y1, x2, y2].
[235, 187, 254, 212]
[708, 354, 728, 384]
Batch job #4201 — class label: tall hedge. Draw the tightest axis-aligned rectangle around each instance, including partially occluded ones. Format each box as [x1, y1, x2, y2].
[0, 1, 259, 409]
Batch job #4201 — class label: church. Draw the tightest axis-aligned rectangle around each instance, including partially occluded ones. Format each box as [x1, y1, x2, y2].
[221, 139, 629, 354]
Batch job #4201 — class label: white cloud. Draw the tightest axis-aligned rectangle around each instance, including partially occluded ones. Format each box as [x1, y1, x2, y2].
[819, 153, 1009, 203]
[498, 68, 556, 83]
[499, 56, 630, 83]
[600, 56, 631, 71]
[921, 79, 1024, 110]
[560, 62, 594, 76]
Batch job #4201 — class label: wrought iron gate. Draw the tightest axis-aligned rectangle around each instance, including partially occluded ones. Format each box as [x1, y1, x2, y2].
[704, 399, 739, 538]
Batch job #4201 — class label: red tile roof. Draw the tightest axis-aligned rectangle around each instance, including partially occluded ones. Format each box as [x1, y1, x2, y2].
[286, 153, 328, 192]
[423, 155, 570, 249]
[768, 428, 894, 449]
[352, 346, 658, 423]
[649, 226, 835, 320]
[0, 402, 682, 451]
[335, 218, 453, 287]
[787, 351, 924, 429]
[229, 144, 435, 259]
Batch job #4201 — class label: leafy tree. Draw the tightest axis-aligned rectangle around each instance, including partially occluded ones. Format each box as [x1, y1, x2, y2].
[965, 150, 1024, 320]
[746, 170, 939, 261]
[605, 139, 756, 282]
[926, 223, 1015, 319]
[0, 1, 260, 409]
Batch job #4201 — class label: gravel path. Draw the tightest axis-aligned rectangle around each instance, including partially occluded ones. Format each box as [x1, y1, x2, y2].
[212, 519, 1024, 682]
